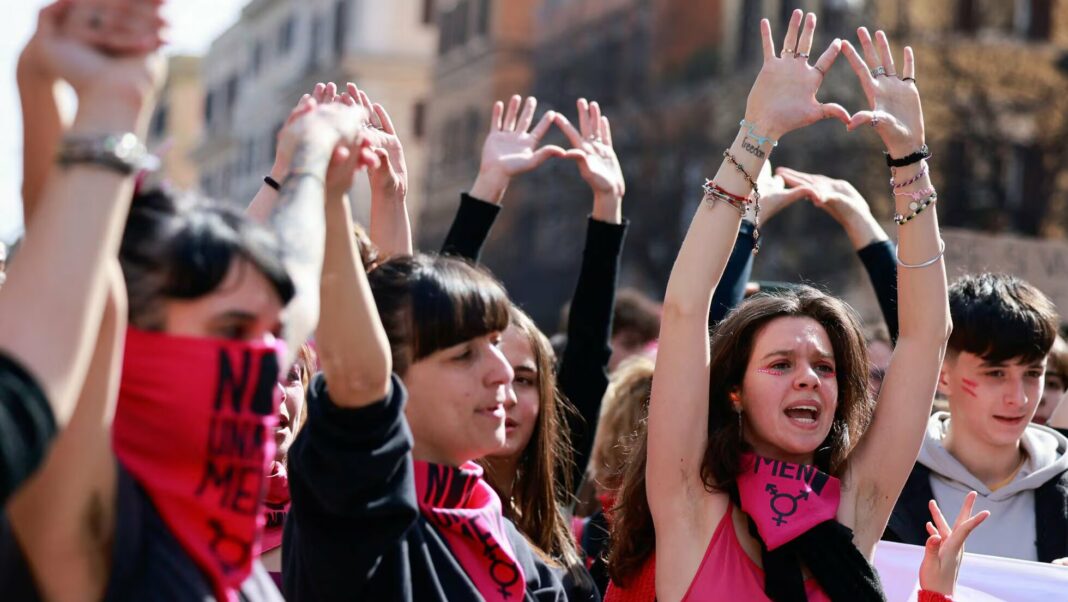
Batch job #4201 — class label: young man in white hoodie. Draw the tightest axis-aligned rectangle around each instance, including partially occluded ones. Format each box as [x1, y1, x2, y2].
[884, 273, 1068, 564]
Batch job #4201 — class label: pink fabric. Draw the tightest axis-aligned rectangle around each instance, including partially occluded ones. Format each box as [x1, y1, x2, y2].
[683, 504, 830, 601]
[735, 453, 841, 551]
[113, 328, 284, 602]
[261, 461, 290, 553]
[413, 460, 525, 601]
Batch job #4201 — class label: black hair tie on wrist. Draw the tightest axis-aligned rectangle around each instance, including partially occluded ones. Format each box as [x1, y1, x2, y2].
[264, 175, 281, 191]
[885, 144, 931, 168]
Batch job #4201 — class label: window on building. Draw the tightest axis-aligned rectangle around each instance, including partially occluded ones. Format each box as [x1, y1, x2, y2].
[956, 0, 978, 33]
[279, 16, 296, 55]
[738, 0, 763, 65]
[225, 75, 239, 117]
[309, 15, 324, 68]
[456, 0, 470, 47]
[475, 0, 491, 36]
[437, 6, 451, 54]
[204, 90, 215, 127]
[1019, 0, 1053, 40]
[413, 101, 427, 139]
[422, 0, 435, 25]
[334, 0, 349, 58]
[251, 42, 264, 77]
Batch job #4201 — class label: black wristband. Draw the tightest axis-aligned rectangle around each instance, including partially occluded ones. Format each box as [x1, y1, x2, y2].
[885, 144, 931, 167]
[264, 175, 281, 191]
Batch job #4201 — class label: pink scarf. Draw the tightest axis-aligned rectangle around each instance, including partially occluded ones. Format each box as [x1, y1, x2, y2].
[735, 453, 842, 550]
[413, 460, 526, 601]
[113, 328, 284, 601]
[261, 461, 290, 553]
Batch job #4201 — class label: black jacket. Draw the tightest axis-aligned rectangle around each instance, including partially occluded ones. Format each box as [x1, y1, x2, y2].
[282, 374, 568, 601]
[883, 462, 1068, 562]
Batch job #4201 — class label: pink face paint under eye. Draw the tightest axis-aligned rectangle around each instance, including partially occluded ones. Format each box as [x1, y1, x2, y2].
[961, 377, 979, 399]
[757, 368, 783, 375]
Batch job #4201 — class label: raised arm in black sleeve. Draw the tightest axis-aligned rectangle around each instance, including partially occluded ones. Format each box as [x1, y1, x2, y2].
[283, 374, 417, 601]
[857, 239, 899, 344]
[0, 353, 55, 505]
[558, 217, 628, 493]
[440, 193, 502, 262]
[709, 221, 756, 330]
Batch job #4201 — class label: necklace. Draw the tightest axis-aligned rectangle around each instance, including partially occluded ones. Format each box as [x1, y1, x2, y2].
[988, 450, 1028, 492]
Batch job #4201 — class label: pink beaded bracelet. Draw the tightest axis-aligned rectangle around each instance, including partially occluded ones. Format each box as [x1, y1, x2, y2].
[890, 160, 928, 189]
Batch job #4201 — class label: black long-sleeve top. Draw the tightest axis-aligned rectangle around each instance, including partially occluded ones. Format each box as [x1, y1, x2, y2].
[441, 194, 628, 492]
[282, 374, 567, 601]
[0, 353, 55, 506]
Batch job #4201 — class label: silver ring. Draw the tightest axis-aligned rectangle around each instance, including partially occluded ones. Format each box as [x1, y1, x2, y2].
[795, 52, 810, 60]
[587, 135, 599, 142]
[782, 49, 795, 57]
[871, 66, 887, 78]
[871, 115, 880, 128]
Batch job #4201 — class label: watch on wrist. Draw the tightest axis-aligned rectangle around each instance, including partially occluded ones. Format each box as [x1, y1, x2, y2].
[56, 132, 159, 176]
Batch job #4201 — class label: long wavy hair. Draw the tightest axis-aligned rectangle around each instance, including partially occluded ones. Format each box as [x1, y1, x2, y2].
[609, 286, 874, 584]
[480, 306, 582, 569]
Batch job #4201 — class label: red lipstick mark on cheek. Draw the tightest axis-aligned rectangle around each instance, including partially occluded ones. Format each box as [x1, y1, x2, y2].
[961, 378, 979, 399]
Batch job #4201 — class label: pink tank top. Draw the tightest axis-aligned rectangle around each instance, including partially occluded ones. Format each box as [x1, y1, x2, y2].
[682, 504, 830, 602]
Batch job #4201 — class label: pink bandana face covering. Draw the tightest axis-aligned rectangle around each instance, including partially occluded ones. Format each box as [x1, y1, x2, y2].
[414, 460, 526, 601]
[113, 328, 285, 602]
[735, 453, 842, 550]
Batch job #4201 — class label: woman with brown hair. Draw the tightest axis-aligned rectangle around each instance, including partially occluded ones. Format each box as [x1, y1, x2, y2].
[642, 12, 953, 601]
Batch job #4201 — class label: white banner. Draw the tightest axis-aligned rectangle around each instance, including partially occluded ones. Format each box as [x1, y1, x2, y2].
[874, 541, 1068, 601]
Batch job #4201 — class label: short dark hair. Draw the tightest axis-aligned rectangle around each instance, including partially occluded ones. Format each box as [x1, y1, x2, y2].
[367, 254, 511, 376]
[1048, 335, 1068, 392]
[120, 190, 295, 329]
[947, 273, 1059, 364]
[612, 288, 661, 343]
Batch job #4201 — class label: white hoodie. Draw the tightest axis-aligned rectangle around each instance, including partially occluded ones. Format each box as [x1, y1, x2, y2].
[917, 412, 1068, 561]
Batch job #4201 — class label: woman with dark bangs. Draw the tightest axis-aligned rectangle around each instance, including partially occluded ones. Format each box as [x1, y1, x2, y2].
[282, 252, 569, 600]
[440, 94, 629, 599]
[642, 13, 961, 601]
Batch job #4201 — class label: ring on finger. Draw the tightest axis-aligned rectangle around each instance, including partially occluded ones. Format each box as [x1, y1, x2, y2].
[871, 115, 880, 128]
[782, 49, 795, 57]
[903, 76, 917, 84]
[813, 65, 826, 76]
[871, 66, 887, 78]
[795, 52, 810, 60]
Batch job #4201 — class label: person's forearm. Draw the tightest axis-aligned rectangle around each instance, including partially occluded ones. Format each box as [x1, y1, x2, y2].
[18, 65, 64, 222]
[246, 161, 290, 223]
[316, 193, 391, 408]
[369, 195, 413, 258]
[840, 209, 889, 250]
[469, 169, 509, 205]
[440, 193, 501, 262]
[663, 127, 762, 319]
[270, 143, 332, 365]
[0, 93, 149, 423]
[709, 221, 756, 329]
[892, 163, 949, 342]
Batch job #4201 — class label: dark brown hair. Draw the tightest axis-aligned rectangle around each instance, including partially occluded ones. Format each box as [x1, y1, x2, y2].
[481, 306, 581, 568]
[1048, 335, 1068, 393]
[948, 273, 1058, 364]
[589, 356, 654, 492]
[609, 286, 874, 583]
[367, 254, 511, 377]
[606, 414, 653, 586]
[612, 288, 661, 343]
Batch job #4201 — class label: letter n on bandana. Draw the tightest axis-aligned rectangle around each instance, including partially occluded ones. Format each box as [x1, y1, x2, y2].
[735, 453, 842, 551]
[414, 461, 526, 601]
[113, 328, 284, 602]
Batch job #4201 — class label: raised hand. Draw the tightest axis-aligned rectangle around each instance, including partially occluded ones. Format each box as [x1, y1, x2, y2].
[469, 95, 565, 204]
[345, 82, 408, 203]
[554, 99, 626, 223]
[777, 166, 889, 249]
[62, 0, 167, 55]
[919, 491, 990, 596]
[751, 162, 813, 223]
[744, 10, 850, 141]
[841, 28, 924, 158]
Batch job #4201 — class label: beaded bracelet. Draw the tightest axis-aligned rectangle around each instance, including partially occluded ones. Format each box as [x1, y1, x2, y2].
[890, 161, 928, 189]
[895, 185, 936, 202]
[893, 190, 937, 225]
[722, 150, 762, 253]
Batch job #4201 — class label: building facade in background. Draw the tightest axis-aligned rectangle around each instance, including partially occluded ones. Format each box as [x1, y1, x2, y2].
[147, 55, 205, 191]
[422, 0, 1068, 328]
[196, 0, 436, 227]
[418, 0, 541, 247]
